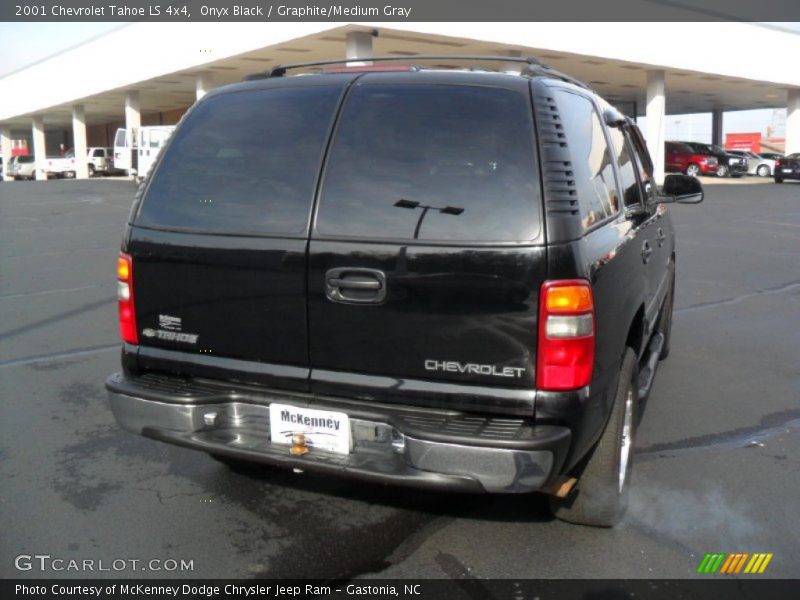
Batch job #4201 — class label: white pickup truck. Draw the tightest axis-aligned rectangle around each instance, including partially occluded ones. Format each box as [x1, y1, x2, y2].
[44, 154, 76, 178]
[45, 147, 121, 178]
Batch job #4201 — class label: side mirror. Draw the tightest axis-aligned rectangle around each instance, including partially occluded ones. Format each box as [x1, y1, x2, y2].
[658, 174, 704, 204]
[604, 108, 627, 128]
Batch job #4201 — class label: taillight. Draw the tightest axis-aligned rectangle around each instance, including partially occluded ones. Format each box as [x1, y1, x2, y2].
[117, 252, 138, 344]
[536, 280, 595, 391]
[774, 159, 781, 167]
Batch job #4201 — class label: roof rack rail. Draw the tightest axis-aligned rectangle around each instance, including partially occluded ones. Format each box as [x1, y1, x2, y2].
[242, 55, 590, 89]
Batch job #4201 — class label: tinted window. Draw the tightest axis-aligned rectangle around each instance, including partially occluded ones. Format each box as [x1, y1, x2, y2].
[626, 127, 656, 204]
[553, 90, 619, 230]
[671, 143, 694, 154]
[93, 149, 104, 157]
[607, 127, 642, 208]
[316, 84, 540, 242]
[19, 155, 34, 163]
[137, 87, 341, 235]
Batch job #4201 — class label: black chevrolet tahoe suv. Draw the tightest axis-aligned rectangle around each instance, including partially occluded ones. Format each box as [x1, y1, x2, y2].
[107, 57, 703, 527]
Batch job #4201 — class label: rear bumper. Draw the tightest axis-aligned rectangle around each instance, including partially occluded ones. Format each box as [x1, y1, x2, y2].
[106, 372, 570, 493]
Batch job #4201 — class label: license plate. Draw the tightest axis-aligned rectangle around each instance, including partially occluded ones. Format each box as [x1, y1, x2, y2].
[269, 403, 351, 455]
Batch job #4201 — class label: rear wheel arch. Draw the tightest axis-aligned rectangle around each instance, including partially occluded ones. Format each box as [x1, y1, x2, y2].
[625, 305, 646, 361]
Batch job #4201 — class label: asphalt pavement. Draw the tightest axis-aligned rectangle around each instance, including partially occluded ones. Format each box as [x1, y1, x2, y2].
[1, 177, 798, 580]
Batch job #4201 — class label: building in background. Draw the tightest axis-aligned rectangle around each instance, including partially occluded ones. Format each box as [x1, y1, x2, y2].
[1, 21, 799, 181]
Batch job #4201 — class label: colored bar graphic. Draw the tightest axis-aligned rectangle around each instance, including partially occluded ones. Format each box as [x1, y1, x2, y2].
[710, 553, 726, 573]
[701, 552, 774, 575]
[719, 554, 736, 574]
[734, 553, 749, 573]
[745, 554, 761, 573]
[758, 554, 773, 573]
[696, 553, 713, 573]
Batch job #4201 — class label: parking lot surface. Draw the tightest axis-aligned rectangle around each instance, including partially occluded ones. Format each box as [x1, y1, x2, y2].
[1, 178, 799, 579]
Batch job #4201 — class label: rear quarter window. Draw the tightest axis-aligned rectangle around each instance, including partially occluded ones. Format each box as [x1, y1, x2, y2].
[136, 86, 342, 236]
[552, 89, 620, 230]
[315, 84, 541, 243]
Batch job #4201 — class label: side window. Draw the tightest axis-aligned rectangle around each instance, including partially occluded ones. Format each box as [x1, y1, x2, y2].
[553, 90, 619, 230]
[150, 129, 170, 148]
[626, 128, 656, 204]
[606, 127, 643, 208]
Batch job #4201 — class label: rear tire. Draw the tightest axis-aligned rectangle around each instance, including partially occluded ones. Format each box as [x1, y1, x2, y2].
[716, 165, 729, 178]
[685, 163, 701, 177]
[88, 164, 96, 178]
[549, 348, 638, 527]
[757, 165, 770, 177]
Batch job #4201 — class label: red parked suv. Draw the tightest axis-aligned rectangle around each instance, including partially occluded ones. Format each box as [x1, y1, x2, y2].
[665, 141, 719, 177]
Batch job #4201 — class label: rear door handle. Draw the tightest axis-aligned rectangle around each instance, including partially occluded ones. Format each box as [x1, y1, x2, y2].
[656, 228, 667, 247]
[325, 268, 387, 304]
[327, 277, 381, 290]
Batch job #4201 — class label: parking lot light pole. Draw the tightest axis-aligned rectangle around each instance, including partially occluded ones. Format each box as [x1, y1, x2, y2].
[72, 105, 89, 179]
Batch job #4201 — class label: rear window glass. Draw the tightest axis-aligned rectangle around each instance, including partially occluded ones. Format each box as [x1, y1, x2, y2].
[316, 84, 540, 243]
[136, 86, 341, 235]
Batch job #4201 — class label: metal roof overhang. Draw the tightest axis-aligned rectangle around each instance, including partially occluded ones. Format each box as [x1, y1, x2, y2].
[1, 23, 797, 134]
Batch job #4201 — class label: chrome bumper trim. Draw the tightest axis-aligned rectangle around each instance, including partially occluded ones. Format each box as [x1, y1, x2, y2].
[108, 391, 553, 493]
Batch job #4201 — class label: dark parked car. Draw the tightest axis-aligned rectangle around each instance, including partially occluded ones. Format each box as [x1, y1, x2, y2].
[665, 141, 719, 176]
[682, 142, 746, 177]
[106, 56, 703, 527]
[774, 153, 800, 183]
